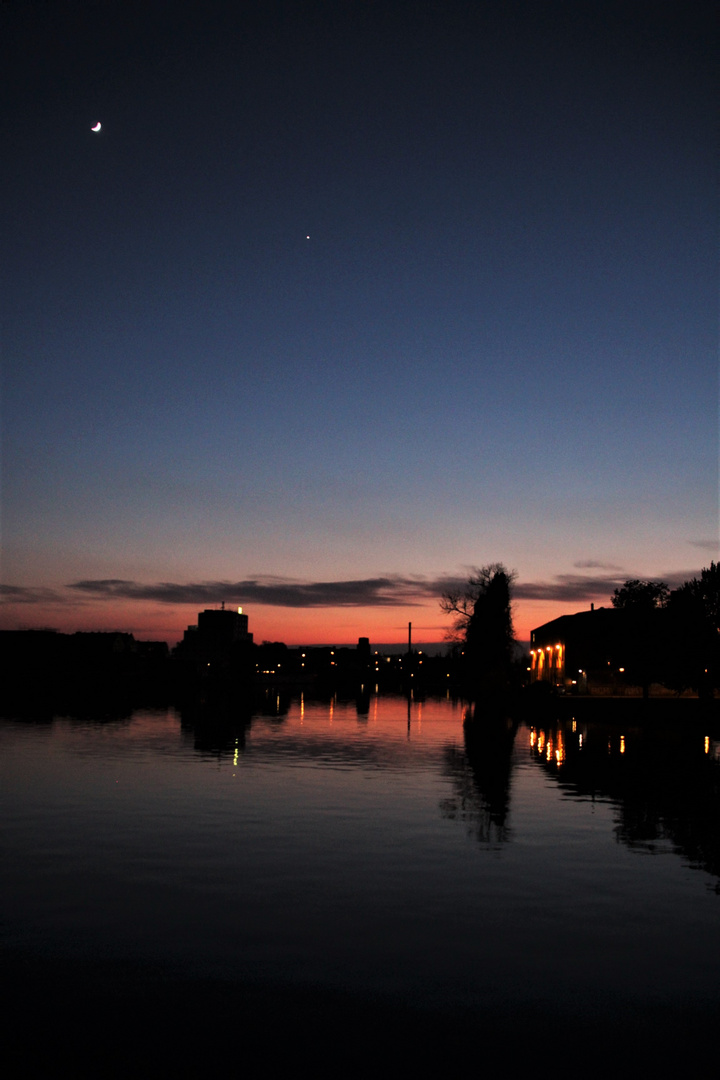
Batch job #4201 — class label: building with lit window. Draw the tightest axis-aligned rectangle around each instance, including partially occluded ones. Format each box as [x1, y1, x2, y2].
[176, 604, 253, 680]
[196, 605, 250, 644]
[530, 607, 627, 692]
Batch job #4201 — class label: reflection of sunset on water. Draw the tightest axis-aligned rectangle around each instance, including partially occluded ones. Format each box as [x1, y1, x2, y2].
[3, 687, 720, 1080]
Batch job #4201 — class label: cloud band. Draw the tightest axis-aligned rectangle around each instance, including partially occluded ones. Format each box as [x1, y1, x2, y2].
[2, 569, 700, 611]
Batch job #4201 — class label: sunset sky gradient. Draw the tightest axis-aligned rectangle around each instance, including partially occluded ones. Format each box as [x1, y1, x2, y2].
[2, 0, 717, 646]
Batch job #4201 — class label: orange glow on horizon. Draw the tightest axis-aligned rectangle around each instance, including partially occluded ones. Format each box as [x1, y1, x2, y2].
[0, 592, 614, 649]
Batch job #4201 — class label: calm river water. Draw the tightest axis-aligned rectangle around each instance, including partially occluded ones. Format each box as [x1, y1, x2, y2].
[2, 692, 719, 1074]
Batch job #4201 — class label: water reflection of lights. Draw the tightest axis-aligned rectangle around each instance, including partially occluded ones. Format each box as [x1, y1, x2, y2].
[530, 727, 565, 766]
[705, 736, 720, 762]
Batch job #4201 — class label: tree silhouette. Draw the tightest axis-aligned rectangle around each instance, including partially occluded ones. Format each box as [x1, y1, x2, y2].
[680, 562, 720, 631]
[441, 564, 516, 698]
[609, 568, 719, 698]
[611, 579, 669, 610]
[608, 579, 668, 698]
[665, 562, 719, 697]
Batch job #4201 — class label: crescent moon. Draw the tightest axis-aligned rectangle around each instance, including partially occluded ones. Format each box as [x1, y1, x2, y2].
[91, 122, 102, 132]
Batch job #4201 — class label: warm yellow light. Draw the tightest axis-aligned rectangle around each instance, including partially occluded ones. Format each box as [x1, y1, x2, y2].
[237, 607, 243, 614]
[705, 736, 710, 754]
[620, 735, 625, 754]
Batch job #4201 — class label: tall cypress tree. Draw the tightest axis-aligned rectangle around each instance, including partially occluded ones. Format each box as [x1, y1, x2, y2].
[441, 564, 515, 698]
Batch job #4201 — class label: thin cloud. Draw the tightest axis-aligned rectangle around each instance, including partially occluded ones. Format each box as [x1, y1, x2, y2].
[517, 568, 698, 603]
[12, 566, 705, 614]
[0, 584, 62, 604]
[573, 560, 624, 571]
[515, 574, 625, 602]
[67, 575, 454, 609]
[687, 539, 719, 552]
[661, 569, 710, 589]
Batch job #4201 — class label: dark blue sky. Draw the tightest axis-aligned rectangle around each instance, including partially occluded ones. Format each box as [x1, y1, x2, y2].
[2, 0, 717, 643]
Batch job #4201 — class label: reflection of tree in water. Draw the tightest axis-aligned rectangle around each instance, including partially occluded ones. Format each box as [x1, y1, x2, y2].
[441, 713, 517, 845]
[614, 735, 720, 892]
[529, 719, 720, 892]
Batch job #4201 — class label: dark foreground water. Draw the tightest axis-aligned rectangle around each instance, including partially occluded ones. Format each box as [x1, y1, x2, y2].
[2, 694, 719, 1076]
